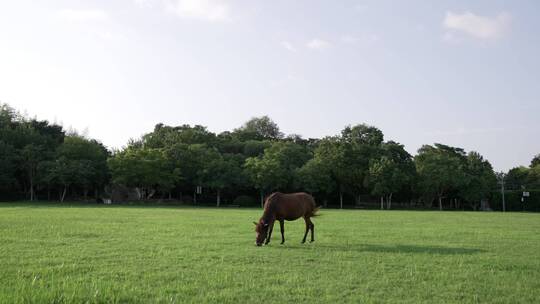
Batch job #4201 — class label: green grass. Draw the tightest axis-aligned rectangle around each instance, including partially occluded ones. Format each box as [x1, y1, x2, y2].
[1, 203, 540, 303]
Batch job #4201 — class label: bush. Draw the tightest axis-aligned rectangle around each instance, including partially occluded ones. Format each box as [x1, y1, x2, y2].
[233, 195, 257, 207]
[181, 195, 194, 204]
[491, 190, 540, 212]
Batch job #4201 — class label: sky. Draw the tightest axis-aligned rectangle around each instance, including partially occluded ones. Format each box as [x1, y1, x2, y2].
[1, 0, 539, 171]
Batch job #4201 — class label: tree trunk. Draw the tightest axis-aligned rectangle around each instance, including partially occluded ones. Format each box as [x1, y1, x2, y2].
[339, 191, 343, 209]
[135, 188, 142, 200]
[387, 193, 393, 210]
[84, 188, 88, 201]
[260, 191, 264, 208]
[216, 189, 221, 207]
[380, 196, 384, 210]
[323, 199, 328, 208]
[61, 186, 67, 202]
[47, 187, 51, 201]
[438, 195, 443, 211]
[148, 189, 156, 199]
[29, 178, 34, 201]
[194, 190, 197, 204]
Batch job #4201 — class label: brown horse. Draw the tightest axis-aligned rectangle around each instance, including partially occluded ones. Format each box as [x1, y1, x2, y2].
[253, 192, 319, 246]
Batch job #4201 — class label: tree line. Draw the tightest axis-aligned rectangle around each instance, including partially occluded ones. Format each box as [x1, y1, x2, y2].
[1, 103, 539, 210]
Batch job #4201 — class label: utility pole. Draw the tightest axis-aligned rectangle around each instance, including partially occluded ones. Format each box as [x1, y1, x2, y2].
[497, 172, 506, 212]
[501, 178, 506, 212]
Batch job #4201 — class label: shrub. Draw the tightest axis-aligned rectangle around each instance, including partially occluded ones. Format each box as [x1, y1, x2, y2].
[491, 190, 540, 212]
[233, 195, 257, 207]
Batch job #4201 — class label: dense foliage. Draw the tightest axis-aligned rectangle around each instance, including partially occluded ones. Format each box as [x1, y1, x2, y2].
[1, 103, 539, 210]
[0, 104, 109, 201]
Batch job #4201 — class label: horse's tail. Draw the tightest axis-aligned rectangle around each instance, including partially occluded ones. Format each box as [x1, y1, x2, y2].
[311, 206, 322, 217]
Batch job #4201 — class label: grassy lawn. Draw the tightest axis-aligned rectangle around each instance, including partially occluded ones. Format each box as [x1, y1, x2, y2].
[1, 203, 539, 303]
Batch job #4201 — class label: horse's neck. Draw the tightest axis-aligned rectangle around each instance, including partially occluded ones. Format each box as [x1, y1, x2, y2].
[261, 201, 277, 223]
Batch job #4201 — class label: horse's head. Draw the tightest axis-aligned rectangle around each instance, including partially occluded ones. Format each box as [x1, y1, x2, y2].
[253, 220, 269, 246]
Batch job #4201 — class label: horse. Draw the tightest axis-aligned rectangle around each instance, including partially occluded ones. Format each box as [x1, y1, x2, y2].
[253, 192, 319, 246]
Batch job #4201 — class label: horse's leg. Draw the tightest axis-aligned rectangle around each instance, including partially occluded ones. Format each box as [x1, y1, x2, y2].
[302, 217, 310, 243]
[265, 221, 274, 245]
[279, 220, 285, 244]
[308, 217, 315, 242]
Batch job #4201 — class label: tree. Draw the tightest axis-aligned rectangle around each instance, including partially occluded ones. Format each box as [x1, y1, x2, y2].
[244, 156, 284, 206]
[206, 154, 245, 206]
[215, 131, 244, 154]
[55, 136, 110, 199]
[506, 166, 530, 190]
[242, 140, 271, 157]
[459, 151, 497, 210]
[44, 156, 88, 202]
[234, 116, 284, 141]
[526, 165, 540, 189]
[165, 143, 223, 203]
[341, 124, 384, 146]
[185, 145, 233, 205]
[21, 143, 45, 201]
[340, 124, 385, 205]
[530, 154, 540, 189]
[0, 141, 17, 191]
[0, 103, 17, 126]
[0, 105, 20, 195]
[244, 141, 310, 206]
[531, 154, 540, 168]
[108, 147, 175, 200]
[142, 123, 216, 148]
[415, 144, 466, 210]
[10, 117, 64, 201]
[368, 142, 415, 209]
[296, 158, 335, 207]
[310, 137, 348, 208]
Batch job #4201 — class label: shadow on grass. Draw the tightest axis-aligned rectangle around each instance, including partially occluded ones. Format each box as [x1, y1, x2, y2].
[280, 243, 485, 255]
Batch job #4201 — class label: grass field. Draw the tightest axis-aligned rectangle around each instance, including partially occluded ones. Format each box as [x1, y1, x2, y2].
[1, 203, 540, 303]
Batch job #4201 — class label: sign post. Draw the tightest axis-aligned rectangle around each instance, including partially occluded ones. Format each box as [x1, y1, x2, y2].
[522, 191, 529, 211]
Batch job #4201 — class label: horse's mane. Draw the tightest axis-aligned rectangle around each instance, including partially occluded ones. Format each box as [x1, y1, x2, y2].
[260, 192, 281, 223]
[265, 192, 280, 203]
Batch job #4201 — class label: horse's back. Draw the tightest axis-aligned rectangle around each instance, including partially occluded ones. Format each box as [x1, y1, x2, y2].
[272, 192, 316, 220]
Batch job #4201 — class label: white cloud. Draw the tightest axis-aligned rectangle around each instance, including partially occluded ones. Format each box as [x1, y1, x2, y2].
[306, 38, 331, 50]
[165, 0, 230, 22]
[340, 33, 379, 45]
[57, 9, 109, 22]
[281, 41, 297, 52]
[341, 35, 359, 44]
[443, 11, 511, 40]
[134, 0, 157, 8]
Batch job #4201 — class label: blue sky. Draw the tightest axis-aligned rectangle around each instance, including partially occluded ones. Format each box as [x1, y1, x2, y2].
[1, 0, 539, 171]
